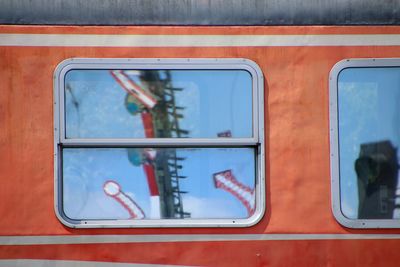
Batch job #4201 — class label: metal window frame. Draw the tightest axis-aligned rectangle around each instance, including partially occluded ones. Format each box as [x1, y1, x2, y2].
[330, 58, 400, 228]
[54, 58, 265, 228]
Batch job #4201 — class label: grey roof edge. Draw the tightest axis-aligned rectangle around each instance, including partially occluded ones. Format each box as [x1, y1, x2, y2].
[1, 0, 400, 26]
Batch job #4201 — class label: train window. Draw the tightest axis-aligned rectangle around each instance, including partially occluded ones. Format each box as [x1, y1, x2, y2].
[64, 69, 253, 139]
[330, 58, 400, 228]
[54, 58, 265, 228]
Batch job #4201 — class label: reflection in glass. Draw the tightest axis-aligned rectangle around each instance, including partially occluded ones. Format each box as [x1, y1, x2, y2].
[338, 67, 400, 219]
[62, 147, 255, 220]
[65, 70, 252, 139]
[354, 141, 398, 218]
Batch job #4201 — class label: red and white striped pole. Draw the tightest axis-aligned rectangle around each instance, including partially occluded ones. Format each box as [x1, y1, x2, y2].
[213, 170, 255, 216]
[110, 70, 158, 109]
[110, 70, 161, 218]
[141, 109, 161, 219]
[103, 180, 145, 219]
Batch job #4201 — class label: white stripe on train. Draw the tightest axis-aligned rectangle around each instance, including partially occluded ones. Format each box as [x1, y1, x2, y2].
[0, 259, 189, 267]
[1, 234, 400, 246]
[1, 33, 400, 47]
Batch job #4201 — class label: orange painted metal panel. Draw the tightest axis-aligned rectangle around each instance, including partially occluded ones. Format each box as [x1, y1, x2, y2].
[2, 44, 400, 235]
[1, 25, 400, 265]
[1, 239, 400, 266]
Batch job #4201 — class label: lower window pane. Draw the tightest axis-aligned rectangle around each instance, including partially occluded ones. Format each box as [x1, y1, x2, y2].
[62, 147, 256, 221]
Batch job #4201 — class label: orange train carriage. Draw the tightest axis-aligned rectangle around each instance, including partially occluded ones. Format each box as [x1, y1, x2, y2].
[2, 1, 400, 266]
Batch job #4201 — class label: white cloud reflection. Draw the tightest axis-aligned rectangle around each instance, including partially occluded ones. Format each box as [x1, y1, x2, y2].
[182, 195, 245, 219]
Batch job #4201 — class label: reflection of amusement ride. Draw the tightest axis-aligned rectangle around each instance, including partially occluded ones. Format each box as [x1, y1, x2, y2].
[106, 70, 256, 219]
[109, 69, 191, 219]
[103, 70, 256, 219]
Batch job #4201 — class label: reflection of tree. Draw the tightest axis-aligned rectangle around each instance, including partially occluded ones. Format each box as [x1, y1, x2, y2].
[355, 141, 398, 219]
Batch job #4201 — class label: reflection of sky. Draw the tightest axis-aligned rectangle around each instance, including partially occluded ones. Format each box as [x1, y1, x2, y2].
[65, 70, 144, 138]
[63, 69, 255, 220]
[65, 70, 252, 138]
[338, 68, 400, 218]
[63, 148, 255, 220]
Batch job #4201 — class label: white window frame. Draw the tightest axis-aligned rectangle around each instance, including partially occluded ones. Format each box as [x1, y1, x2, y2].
[54, 58, 265, 228]
[330, 58, 400, 228]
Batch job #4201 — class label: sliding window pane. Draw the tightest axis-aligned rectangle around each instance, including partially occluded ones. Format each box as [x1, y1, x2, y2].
[65, 70, 253, 139]
[62, 147, 256, 220]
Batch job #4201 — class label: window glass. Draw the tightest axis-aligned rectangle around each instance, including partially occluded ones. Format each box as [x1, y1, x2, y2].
[65, 70, 252, 139]
[63, 147, 255, 220]
[338, 67, 400, 220]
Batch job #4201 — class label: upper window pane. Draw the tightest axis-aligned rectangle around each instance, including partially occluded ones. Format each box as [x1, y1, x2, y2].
[337, 66, 400, 220]
[65, 69, 252, 139]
